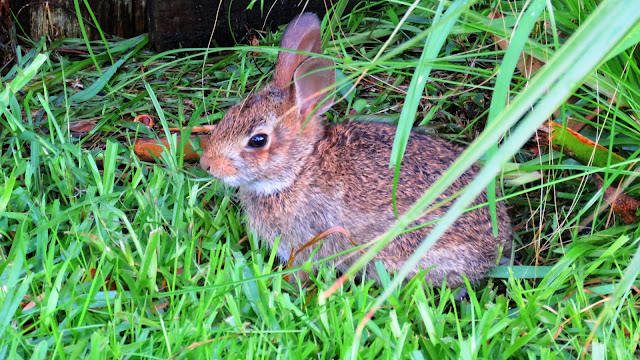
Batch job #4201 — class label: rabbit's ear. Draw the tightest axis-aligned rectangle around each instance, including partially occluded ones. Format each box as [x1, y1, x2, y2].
[273, 13, 322, 88]
[293, 57, 335, 118]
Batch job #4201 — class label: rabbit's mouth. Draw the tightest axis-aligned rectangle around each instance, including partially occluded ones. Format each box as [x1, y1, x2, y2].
[216, 175, 243, 187]
[214, 174, 292, 195]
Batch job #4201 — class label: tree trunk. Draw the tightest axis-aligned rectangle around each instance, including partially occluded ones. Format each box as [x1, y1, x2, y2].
[7, 0, 359, 51]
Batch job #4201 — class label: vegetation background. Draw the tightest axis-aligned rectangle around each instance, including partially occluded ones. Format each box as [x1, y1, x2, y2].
[1, 0, 640, 358]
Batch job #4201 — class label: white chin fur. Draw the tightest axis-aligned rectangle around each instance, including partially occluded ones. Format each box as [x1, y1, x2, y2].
[218, 176, 243, 187]
[244, 178, 292, 196]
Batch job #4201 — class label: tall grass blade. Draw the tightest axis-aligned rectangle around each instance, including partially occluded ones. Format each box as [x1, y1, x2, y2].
[1, 53, 48, 108]
[485, 0, 547, 233]
[389, 0, 474, 215]
[0, 223, 32, 339]
[584, 236, 640, 357]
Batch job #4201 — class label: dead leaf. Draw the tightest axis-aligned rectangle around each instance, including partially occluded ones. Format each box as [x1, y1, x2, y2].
[69, 78, 84, 89]
[134, 135, 210, 162]
[593, 175, 640, 224]
[68, 119, 98, 133]
[168, 125, 216, 133]
[249, 34, 260, 56]
[22, 293, 45, 311]
[134, 114, 154, 128]
[537, 119, 627, 168]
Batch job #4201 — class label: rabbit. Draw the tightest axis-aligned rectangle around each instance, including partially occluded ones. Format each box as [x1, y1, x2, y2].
[200, 12, 512, 288]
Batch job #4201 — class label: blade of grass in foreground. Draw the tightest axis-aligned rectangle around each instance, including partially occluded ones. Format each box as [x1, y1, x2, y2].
[583, 235, 640, 358]
[1, 54, 48, 111]
[0, 223, 32, 340]
[324, 0, 640, 352]
[389, 0, 474, 216]
[485, 0, 548, 235]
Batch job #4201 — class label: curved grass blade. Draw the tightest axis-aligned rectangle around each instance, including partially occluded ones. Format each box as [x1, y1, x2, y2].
[485, 0, 548, 234]
[1, 53, 48, 109]
[389, 0, 474, 216]
[68, 40, 146, 103]
[580, 234, 640, 358]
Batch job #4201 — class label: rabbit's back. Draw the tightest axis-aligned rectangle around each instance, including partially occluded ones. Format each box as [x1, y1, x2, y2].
[240, 121, 511, 286]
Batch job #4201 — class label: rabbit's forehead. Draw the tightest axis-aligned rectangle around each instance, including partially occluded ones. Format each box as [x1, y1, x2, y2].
[210, 86, 287, 147]
[217, 108, 277, 137]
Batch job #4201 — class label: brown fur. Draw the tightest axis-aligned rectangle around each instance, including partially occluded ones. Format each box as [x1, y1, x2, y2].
[200, 13, 512, 287]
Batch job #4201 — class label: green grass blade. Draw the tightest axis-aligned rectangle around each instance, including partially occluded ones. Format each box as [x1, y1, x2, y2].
[68, 57, 126, 103]
[603, 20, 640, 62]
[389, 0, 474, 216]
[485, 0, 547, 234]
[584, 236, 640, 357]
[1, 53, 48, 109]
[0, 223, 33, 339]
[140, 228, 161, 293]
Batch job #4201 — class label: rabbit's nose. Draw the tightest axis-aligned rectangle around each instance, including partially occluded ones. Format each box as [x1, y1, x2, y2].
[200, 153, 212, 171]
[200, 154, 237, 178]
[200, 153, 218, 175]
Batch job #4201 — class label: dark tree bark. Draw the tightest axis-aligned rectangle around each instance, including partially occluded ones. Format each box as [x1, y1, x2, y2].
[7, 0, 359, 51]
[10, 0, 145, 40]
[148, 0, 359, 50]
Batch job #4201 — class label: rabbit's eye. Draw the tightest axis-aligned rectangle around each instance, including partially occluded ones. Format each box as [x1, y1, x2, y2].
[247, 134, 268, 149]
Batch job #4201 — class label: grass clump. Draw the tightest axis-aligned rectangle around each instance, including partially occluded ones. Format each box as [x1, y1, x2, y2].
[2, 0, 640, 358]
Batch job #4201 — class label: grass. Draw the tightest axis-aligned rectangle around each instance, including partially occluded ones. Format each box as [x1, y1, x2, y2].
[2, 0, 640, 358]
